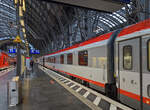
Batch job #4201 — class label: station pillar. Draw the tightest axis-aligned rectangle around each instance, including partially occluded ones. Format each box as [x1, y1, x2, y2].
[16, 43, 21, 76]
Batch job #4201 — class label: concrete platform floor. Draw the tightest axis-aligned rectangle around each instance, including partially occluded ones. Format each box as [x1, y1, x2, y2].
[9, 64, 91, 110]
[0, 68, 16, 110]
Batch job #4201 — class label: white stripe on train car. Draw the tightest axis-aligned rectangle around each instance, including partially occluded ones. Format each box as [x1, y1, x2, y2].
[83, 91, 90, 98]
[76, 87, 82, 92]
[45, 40, 108, 58]
[110, 104, 117, 110]
[70, 84, 76, 88]
[93, 96, 101, 106]
[66, 81, 72, 85]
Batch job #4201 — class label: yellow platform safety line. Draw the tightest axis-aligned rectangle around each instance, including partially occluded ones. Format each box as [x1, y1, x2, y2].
[13, 35, 22, 43]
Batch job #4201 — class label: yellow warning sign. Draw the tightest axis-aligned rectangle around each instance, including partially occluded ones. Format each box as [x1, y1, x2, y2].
[13, 36, 22, 43]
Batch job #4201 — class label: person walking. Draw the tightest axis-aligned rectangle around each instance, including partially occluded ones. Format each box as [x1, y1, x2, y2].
[30, 60, 34, 72]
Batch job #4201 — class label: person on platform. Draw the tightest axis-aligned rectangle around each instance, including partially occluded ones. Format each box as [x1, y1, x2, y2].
[30, 60, 34, 72]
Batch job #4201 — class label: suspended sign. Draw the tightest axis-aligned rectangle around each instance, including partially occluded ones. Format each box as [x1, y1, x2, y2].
[9, 49, 16, 53]
[114, 0, 130, 3]
[30, 49, 40, 54]
[13, 36, 22, 43]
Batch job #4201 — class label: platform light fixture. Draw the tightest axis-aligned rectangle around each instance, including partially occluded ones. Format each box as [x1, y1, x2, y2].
[22, 0, 26, 11]
[14, 0, 18, 5]
[20, 19, 24, 26]
[19, 6, 23, 16]
[24, 33, 26, 38]
[22, 28, 25, 33]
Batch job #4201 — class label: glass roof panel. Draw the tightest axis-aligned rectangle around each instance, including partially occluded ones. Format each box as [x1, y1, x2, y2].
[0, 0, 17, 39]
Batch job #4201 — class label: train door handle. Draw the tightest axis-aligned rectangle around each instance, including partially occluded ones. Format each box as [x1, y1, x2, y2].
[147, 85, 150, 97]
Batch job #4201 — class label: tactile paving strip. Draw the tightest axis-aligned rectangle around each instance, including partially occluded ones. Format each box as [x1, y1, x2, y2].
[39, 65, 133, 110]
[0, 67, 15, 78]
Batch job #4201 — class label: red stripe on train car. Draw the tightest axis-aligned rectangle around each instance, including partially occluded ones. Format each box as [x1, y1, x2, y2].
[119, 89, 141, 101]
[45, 64, 105, 88]
[44, 19, 150, 57]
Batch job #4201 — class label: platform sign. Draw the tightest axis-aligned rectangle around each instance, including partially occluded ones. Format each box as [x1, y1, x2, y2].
[30, 49, 40, 54]
[13, 36, 22, 43]
[115, 0, 130, 3]
[9, 49, 16, 53]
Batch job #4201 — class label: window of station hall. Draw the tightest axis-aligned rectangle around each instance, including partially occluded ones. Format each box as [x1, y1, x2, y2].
[123, 45, 132, 70]
[67, 53, 73, 64]
[60, 55, 64, 64]
[78, 50, 88, 66]
[148, 40, 150, 71]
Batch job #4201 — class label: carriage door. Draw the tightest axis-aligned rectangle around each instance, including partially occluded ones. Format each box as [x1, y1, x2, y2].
[118, 38, 141, 109]
[141, 36, 150, 110]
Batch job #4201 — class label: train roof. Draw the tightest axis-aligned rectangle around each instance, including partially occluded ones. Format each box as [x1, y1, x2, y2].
[45, 19, 150, 57]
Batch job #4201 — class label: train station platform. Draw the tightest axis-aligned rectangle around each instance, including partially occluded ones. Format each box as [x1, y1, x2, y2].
[9, 64, 92, 110]
[0, 64, 134, 110]
[5, 64, 132, 110]
[0, 67, 16, 110]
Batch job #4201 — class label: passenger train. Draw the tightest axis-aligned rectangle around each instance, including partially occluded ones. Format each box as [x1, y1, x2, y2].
[39, 19, 150, 110]
[0, 52, 15, 71]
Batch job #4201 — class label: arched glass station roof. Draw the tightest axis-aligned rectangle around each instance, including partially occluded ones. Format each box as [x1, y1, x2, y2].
[0, 0, 16, 40]
[0, 0, 148, 54]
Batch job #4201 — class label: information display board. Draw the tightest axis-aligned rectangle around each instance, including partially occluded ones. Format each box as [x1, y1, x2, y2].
[9, 49, 16, 53]
[30, 49, 40, 54]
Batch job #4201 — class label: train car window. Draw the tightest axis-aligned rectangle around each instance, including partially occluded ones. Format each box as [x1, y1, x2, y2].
[78, 50, 88, 66]
[148, 40, 150, 71]
[67, 53, 73, 64]
[54, 57, 56, 63]
[123, 46, 132, 70]
[50, 57, 52, 63]
[60, 55, 64, 64]
[48, 57, 50, 62]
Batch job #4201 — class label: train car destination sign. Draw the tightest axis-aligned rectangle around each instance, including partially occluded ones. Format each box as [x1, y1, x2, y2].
[30, 49, 40, 54]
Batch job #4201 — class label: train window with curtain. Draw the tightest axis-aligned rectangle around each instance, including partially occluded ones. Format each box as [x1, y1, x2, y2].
[78, 50, 88, 66]
[60, 55, 64, 64]
[148, 40, 150, 70]
[67, 53, 73, 64]
[123, 45, 132, 70]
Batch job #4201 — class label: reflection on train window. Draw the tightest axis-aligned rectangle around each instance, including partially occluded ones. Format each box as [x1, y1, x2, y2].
[60, 55, 64, 64]
[123, 46, 132, 70]
[148, 41, 150, 70]
[48, 57, 56, 63]
[67, 53, 73, 64]
[78, 50, 88, 66]
[52, 57, 56, 63]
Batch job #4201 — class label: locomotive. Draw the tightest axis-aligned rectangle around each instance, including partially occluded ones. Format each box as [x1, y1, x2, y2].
[39, 19, 150, 110]
[0, 52, 16, 70]
[0, 52, 9, 70]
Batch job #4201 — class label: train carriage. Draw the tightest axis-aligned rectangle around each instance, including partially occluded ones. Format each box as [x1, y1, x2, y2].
[40, 19, 150, 110]
[0, 52, 9, 69]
